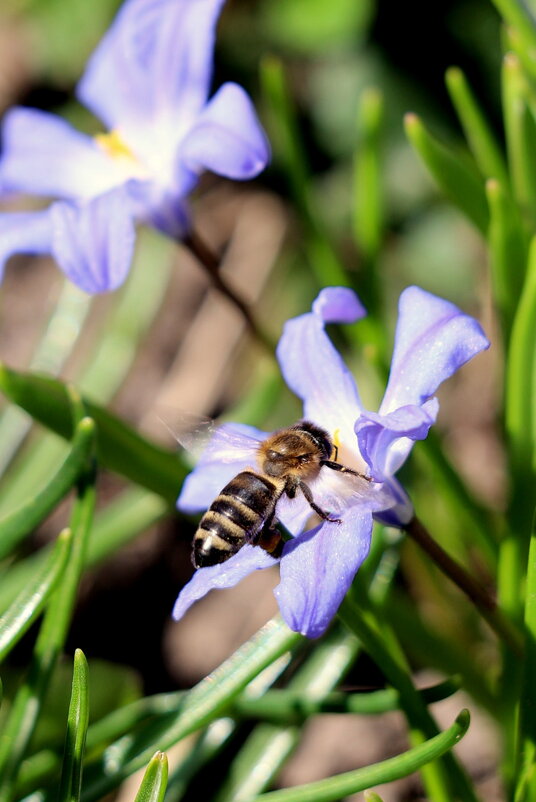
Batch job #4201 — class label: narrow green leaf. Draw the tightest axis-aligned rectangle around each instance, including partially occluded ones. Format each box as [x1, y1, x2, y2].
[404, 112, 489, 233]
[505, 234, 536, 476]
[339, 597, 478, 802]
[260, 55, 348, 287]
[514, 509, 536, 801]
[134, 752, 168, 802]
[80, 618, 301, 802]
[445, 66, 509, 185]
[502, 52, 536, 227]
[232, 677, 460, 724]
[0, 364, 187, 503]
[0, 488, 169, 615]
[0, 528, 72, 662]
[353, 88, 384, 268]
[240, 711, 470, 802]
[0, 452, 96, 802]
[490, 0, 536, 79]
[364, 793, 385, 802]
[486, 178, 528, 332]
[59, 649, 90, 802]
[0, 417, 95, 560]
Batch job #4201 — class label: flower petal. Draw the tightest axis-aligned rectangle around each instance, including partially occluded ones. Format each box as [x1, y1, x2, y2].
[77, 0, 225, 136]
[356, 399, 439, 480]
[274, 507, 372, 638]
[49, 188, 136, 293]
[380, 286, 490, 414]
[0, 210, 53, 280]
[276, 287, 366, 439]
[181, 83, 270, 180]
[0, 108, 122, 200]
[172, 544, 277, 621]
[177, 423, 269, 513]
[125, 179, 192, 238]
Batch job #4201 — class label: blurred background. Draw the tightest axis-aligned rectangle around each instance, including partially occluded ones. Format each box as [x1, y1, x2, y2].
[0, 0, 505, 798]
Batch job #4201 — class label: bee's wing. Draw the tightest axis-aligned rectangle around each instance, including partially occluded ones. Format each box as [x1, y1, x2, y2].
[200, 422, 267, 464]
[157, 410, 265, 464]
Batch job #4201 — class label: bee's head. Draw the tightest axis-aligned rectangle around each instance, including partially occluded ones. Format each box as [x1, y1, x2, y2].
[258, 421, 332, 478]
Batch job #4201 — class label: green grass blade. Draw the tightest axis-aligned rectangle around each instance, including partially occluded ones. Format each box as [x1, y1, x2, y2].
[134, 752, 168, 802]
[58, 649, 90, 802]
[237, 711, 470, 802]
[502, 52, 536, 228]
[404, 112, 489, 233]
[490, 0, 536, 77]
[353, 89, 384, 278]
[0, 528, 72, 662]
[515, 510, 536, 800]
[80, 618, 301, 802]
[338, 597, 478, 802]
[486, 177, 528, 332]
[0, 447, 96, 802]
[505, 234, 536, 483]
[445, 66, 509, 185]
[0, 365, 187, 503]
[0, 417, 95, 560]
[232, 677, 460, 724]
[0, 487, 169, 615]
[260, 55, 348, 287]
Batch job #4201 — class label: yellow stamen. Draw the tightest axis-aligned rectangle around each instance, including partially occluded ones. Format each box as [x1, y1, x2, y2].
[332, 428, 341, 459]
[94, 129, 137, 162]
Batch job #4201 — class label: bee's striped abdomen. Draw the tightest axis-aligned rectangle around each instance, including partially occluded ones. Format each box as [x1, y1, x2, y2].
[193, 471, 281, 568]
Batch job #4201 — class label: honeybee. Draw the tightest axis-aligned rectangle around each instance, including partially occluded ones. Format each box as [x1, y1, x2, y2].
[192, 420, 371, 568]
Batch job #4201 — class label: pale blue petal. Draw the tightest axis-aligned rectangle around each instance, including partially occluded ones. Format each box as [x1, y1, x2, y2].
[181, 83, 270, 180]
[77, 0, 225, 136]
[172, 544, 277, 621]
[274, 507, 372, 638]
[0, 210, 52, 280]
[356, 399, 439, 481]
[380, 286, 490, 414]
[50, 188, 136, 293]
[125, 179, 192, 238]
[373, 477, 413, 527]
[0, 108, 119, 200]
[276, 287, 366, 439]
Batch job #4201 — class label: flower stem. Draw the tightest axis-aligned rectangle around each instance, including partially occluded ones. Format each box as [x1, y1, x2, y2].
[405, 515, 524, 656]
[183, 230, 276, 354]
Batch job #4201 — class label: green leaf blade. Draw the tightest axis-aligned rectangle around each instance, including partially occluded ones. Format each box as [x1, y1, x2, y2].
[240, 711, 470, 802]
[134, 752, 168, 802]
[404, 113, 489, 234]
[0, 417, 95, 560]
[59, 649, 90, 802]
[0, 365, 186, 503]
[0, 528, 73, 663]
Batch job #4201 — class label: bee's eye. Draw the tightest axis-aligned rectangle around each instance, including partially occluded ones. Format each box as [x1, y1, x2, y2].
[267, 449, 279, 460]
[298, 454, 309, 464]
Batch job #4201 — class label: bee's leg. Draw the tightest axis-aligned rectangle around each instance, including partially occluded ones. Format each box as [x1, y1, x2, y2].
[258, 526, 284, 558]
[320, 459, 371, 481]
[297, 480, 342, 524]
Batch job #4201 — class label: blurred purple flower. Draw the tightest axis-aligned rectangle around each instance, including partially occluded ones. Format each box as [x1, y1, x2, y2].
[0, 0, 269, 293]
[172, 286, 490, 638]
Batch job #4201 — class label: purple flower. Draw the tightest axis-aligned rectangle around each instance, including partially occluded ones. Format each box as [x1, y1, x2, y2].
[0, 0, 269, 293]
[172, 286, 490, 638]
